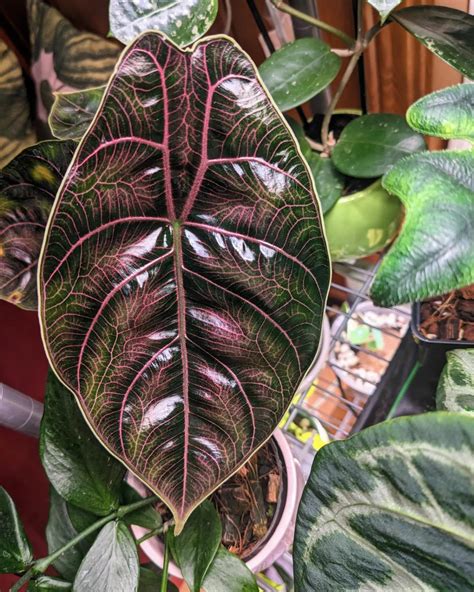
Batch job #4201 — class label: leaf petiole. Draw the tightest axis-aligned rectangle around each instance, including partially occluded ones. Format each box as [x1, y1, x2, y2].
[160, 530, 171, 592]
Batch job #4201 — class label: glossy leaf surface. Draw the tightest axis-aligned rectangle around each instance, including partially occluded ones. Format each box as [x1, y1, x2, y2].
[294, 412, 474, 591]
[307, 154, 344, 214]
[121, 483, 163, 530]
[259, 38, 340, 112]
[46, 488, 94, 580]
[392, 6, 474, 79]
[28, 576, 72, 591]
[170, 501, 221, 592]
[371, 150, 474, 306]
[332, 114, 425, 178]
[202, 547, 258, 592]
[49, 86, 105, 141]
[368, 0, 402, 23]
[39, 32, 329, 532]
[41, 372, 125, 515]
[73, 522, 139, 592]
[0, 140, 75, 309]
[139, 567, 178, 592]
[437, 349, 474, 415]
[407, 83, 474, 141]
[0, 487, 33, 573]
[109, 0, 218, 46]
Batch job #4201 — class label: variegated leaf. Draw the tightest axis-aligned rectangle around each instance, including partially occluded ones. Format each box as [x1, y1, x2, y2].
[437, 349, 474, 415]
[49, 86, 105, 141]
[0, 140, 75, 309]
[294, 412, 474, 591]
[39, 33, 330, 532]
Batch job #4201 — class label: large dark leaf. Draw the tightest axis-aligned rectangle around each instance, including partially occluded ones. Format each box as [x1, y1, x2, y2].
[0, 140, 75, 309]
[38, 33, 330, 531]
[392, 6, 474, 79]
[0, 487, 33, 573]
[73, 521, 139, 592]
[294, 412, 474, 591]
[41, 371, 125, 515]
[371, 150, 474, 306]
[169, 500, 221, 592]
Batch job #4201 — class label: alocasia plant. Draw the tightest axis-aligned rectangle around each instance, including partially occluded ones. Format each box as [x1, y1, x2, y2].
[0, 140, 75, 309]
[38, 31, 330, 532]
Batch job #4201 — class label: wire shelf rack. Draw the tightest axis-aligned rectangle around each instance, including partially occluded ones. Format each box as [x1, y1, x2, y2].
[281, 258, 411, 470]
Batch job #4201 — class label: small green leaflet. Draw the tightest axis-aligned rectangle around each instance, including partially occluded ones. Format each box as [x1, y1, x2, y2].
[307, 153, 344, 214]
[371, 150, 474, 306]
[407, 83, 474, 141]
[294, 412, 474, 591]
[202, 547, 258, 592]
[0, 487, 33, 573]
[109, 0, 218, 46]
[437, 349, 474, 415]
[28, 576, 72, 591]
[368, 1, 402, 23]
[259, 38, 340, 112]
[49, 86, 105, 141]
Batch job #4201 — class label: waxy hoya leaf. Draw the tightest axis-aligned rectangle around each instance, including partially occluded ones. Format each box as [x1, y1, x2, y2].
[39, 32, 330, 532]
[0, 140, 75, 309]
[109, 0, 218, 46]
[49, 86, 105, 141]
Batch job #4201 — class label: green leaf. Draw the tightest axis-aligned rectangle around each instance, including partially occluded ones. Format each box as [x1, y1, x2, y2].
[307, 154, 344, 214]
[138, 566, 178, 592]
[0, 38, 36, 168]
[286, 117, 312, 160]
[169, 501, 221, 592]
[28, 576, 72, 591]
[259, 38, 340, 112]
[109, 0, 218, 46]
[49, 86, 105, 141]
[66, 504, 100, 551]
[203, 547, 258, 592]
[0, 140, 76, 310]
[368, 0, 402, 23]
[0, 487, 32, 573]
[392, 6, 474, 79]
[437, 350, 474, 415]
[294, 412, 474, 592]
[46, 488, 93, 581]
[371, 150, 474, 306]
[332, 114, 425, 178]
[41, 371, 125, 516]
[407, 83, 474, 141]
[73, 522, 139, 592]
[120, 483, 163, 530]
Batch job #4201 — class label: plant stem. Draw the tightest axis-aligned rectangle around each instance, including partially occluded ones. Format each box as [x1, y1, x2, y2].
[11, 495, 159, 590]
[320, 0, 382, 149]
[136, 519, 174, 545]
[160, 531, 171, 592]
[271, 0, 356, 47]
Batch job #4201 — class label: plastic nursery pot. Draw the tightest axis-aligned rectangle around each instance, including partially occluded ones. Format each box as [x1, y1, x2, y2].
[127, 429, 302, 577]
[297, 314, 330, 394]
[411, 301, 474, 350]
[324, 179, 403, 262]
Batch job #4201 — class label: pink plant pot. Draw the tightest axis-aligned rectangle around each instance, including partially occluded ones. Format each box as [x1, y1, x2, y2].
[127, 429, 303, 577]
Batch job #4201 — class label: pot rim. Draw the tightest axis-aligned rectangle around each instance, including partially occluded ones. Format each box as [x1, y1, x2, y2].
[127, 428, 300, 577]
